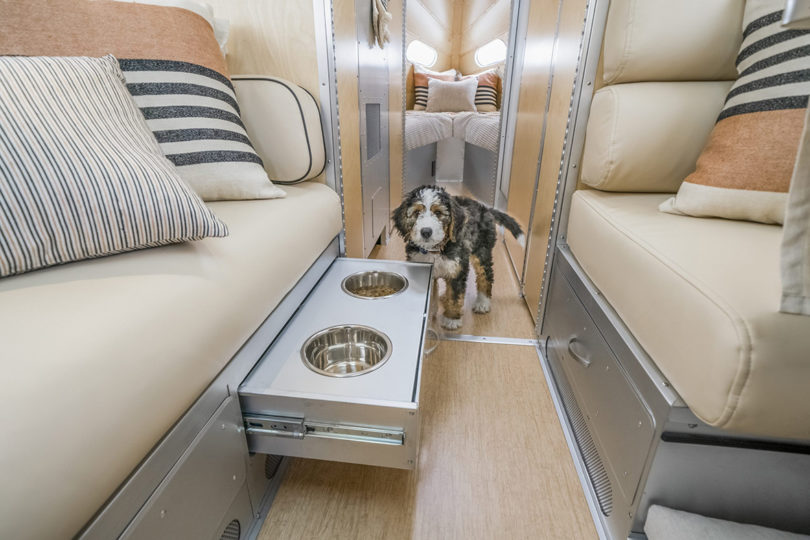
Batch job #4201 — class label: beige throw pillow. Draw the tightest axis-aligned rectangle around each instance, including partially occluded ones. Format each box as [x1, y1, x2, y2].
[412, 65, 457, 111]
[0, 55, 228, 278]
[426, 78, 478, 113]
[660, 0, 810, 224]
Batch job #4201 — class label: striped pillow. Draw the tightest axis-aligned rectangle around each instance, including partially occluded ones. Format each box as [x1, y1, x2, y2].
[413, 65, 457, 111]
[0, 0, 284, 202]
[0, 55, 227, 278]
[461, 69, 501, 113]
[660, 0, 810, 224]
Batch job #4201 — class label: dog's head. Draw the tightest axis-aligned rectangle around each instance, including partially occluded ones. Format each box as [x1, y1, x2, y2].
[392, 186, 464, 250]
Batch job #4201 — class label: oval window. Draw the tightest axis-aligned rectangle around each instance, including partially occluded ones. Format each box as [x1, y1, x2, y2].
[475, 38, 507, 67]
[406, 40, 438, 67]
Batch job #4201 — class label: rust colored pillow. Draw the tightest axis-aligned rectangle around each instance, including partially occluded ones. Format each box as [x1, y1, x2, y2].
[660, 0, 810, 224]
[461, 69, 502, 113]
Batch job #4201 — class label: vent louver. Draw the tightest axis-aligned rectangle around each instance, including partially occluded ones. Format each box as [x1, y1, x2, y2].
[265, 454, 283, 480]
[219, 519, 240, 540]
[552, 357, 614, 516]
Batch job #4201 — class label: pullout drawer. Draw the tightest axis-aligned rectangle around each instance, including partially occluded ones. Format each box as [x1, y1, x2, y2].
[239, 258, 432, 470]
[544, 264, 655, 507]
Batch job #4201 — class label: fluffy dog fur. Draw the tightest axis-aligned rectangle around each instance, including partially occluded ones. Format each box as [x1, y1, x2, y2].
[393, 186, 524, 330]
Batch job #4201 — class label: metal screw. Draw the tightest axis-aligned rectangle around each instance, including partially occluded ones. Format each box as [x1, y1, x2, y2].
[220, 423, 226, 430]
[662, 380, 671, 387]
[637, 421, 642, 428]
[160, 509, 167, 519]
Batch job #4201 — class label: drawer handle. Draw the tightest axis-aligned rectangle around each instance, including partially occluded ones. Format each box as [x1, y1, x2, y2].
[567, 337, 591, 368]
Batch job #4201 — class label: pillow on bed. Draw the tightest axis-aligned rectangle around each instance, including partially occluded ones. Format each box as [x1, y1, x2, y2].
[413, 65, 458, 110]
[426, 78, 478, 112]
[0, 55, 227, 278]
[0, 0, 284, 202]
[460, 69, 501, 112]
[659, 0, 810, 224]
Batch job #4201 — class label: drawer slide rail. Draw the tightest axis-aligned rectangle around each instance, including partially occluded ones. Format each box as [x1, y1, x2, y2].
[244, 414, 405, 446]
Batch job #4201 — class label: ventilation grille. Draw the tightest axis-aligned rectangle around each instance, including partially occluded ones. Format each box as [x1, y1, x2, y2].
[219, 519, 240, 540]
[550, 356, 614, 516]
[265, 454, 283, 480]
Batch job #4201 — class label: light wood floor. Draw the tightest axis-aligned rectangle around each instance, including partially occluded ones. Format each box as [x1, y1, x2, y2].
[258, 341, 597, 540]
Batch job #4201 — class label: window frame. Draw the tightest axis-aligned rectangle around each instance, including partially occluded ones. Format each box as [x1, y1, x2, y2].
[406, 39, 438, 68]
[474, 38, 507, 68]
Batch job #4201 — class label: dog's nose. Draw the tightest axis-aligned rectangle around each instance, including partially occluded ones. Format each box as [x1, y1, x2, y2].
[420, 227, 432, 240]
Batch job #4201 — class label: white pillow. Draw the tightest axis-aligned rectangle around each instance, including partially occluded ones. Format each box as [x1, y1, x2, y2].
[413, 64, 458, 79]
[426, 77, 478, 112]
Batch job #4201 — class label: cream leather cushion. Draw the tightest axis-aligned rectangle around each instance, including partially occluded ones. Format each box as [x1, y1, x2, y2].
[233, 77, 326, 183]
[581, 82, 731, 192]
[0, 183, 342, 539]
[603, 0, 743, 84]
[567, 190, 810, 440]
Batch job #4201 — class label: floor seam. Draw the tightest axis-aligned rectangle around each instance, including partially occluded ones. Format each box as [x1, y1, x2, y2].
[437, 333, 538, 346]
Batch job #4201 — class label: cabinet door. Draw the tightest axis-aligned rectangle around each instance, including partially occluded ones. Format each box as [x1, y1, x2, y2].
[356, 0, 390, 256]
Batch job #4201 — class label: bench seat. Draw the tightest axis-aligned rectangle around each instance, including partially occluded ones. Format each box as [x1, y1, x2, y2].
[567, 189, 810, 441]
[0, 182, 342, 539]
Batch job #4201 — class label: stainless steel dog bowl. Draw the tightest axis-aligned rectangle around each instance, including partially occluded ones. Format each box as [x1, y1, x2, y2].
[341, 271, 408, 299]
[301, 325, 393, 377]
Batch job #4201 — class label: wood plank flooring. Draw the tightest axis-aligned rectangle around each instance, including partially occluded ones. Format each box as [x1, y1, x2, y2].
[258, 341, 597, 540]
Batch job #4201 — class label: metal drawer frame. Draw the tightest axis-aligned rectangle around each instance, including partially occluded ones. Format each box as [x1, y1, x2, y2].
[238, 258, 432, 470]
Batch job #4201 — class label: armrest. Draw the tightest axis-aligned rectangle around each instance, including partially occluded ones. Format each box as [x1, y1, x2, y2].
[233, 76, 325, 184]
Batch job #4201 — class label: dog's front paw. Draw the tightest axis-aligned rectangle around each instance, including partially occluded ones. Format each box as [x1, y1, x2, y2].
[440, 315, 463, 330]
[473, 293, 491, 314]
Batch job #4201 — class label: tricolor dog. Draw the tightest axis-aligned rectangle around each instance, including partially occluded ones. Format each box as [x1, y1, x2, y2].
[392, 186, 524, 330]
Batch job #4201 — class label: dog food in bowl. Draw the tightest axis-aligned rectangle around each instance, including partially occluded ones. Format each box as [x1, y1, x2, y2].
[341, 271, 408, 299]
[301, 325, 392, 377]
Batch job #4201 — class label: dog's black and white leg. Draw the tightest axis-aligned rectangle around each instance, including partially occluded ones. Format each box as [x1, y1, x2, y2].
[470, 254, 493, 314]
[440, 260, 468, 330]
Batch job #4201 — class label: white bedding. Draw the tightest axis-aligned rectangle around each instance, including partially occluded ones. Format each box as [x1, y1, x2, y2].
[463, 112, 501, 153]
[404, 111, 453, 151]
[405, 111, 500, 153]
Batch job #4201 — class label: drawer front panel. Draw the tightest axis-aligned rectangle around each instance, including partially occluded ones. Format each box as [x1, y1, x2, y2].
[545, 266, 655, 505]
[122, 397, 249, 540]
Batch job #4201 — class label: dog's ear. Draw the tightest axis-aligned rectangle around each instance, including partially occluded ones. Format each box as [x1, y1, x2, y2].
[391, 197, 411, 239]
[448, 197, 465, 243]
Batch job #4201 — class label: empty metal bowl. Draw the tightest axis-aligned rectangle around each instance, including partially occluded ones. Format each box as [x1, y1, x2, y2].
[301, 325, 392, 377]
[341, 271, 408, 299]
